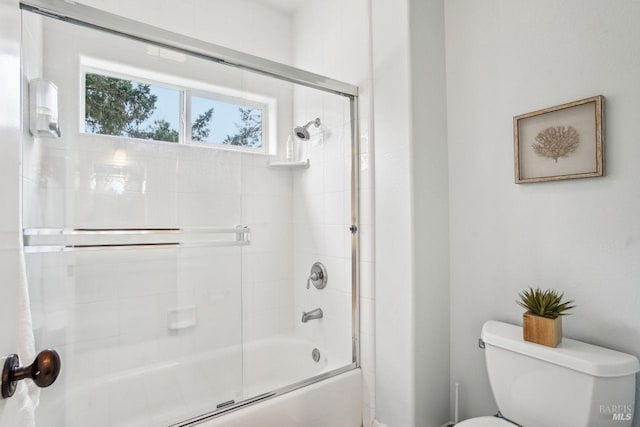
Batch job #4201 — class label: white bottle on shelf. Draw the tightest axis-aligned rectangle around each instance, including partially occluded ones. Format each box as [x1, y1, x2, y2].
[285, 135, 295, 162]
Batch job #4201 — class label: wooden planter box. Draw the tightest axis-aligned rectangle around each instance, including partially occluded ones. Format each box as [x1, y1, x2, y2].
[523, 311, 562, 347]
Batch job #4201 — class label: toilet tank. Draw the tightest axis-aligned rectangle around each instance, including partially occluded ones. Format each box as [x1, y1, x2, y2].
[481, 321, 640, 427]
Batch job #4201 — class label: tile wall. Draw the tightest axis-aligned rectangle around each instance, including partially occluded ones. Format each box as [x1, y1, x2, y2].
[291, 88, 353, 366]
[291, 0, 375, 424]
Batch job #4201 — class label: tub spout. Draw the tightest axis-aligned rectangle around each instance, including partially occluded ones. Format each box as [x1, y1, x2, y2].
[301, 308, 323, 323]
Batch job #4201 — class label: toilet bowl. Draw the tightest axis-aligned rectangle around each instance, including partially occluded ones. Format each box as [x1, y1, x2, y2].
[456, 416, 514, 426]
[458, 321, 640, 427]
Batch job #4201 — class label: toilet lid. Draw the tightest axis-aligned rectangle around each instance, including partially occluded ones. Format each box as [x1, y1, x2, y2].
[455, 416, 516, 427]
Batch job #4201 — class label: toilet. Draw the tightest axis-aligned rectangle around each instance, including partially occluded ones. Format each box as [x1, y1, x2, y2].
[457, 321, 640, 427]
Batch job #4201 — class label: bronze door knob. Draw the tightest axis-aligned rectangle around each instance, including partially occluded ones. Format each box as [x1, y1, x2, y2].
[1, 349, 61, 398]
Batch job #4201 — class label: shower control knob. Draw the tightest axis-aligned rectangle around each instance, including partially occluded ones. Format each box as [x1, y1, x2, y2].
[1, 349, 61, 398]
[306, 262, 328, 290]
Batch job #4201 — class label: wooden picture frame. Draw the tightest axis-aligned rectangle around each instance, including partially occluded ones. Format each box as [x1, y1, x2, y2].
[514, 95, 604, 183]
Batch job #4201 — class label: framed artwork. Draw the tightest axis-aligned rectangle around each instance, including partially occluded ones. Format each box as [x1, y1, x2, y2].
[513, 95, 604, 183]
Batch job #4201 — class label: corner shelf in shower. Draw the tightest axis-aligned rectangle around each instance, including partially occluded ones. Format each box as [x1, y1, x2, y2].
[267, 159, 310, 169]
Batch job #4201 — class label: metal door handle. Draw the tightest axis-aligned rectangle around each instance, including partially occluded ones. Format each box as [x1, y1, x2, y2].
[1, 349, 61, 398]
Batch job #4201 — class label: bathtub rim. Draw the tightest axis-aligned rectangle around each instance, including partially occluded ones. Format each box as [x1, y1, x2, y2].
[171, 363, 358, 427]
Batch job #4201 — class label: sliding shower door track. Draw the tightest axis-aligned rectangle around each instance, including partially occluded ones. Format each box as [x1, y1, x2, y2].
[172, 363, 358, 427]
[20, 0, 358, 98]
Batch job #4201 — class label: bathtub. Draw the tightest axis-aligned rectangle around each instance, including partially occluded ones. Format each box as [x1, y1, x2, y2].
[39, 334, 361, 427]
[197, 369, 362, 427]
[243, 336, 330, 397]
[181, 335, 362, 427]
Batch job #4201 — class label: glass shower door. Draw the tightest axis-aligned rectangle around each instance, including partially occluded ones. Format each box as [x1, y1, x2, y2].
[21, 10, 245, 427]
[20, 0, 360, 424]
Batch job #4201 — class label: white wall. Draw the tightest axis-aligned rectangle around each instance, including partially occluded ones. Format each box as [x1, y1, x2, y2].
[410, 0, 450, 425]
[289, 83, 353, 364]
[371, 0, 415, 423]
[371, 0, 450, 425]
[446, 0, 640, 423]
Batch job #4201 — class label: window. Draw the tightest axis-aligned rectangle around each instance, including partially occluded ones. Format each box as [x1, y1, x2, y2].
[84, 73, 181, 143]
[82, 64, 273, 153]
[189, 95, 264, 148]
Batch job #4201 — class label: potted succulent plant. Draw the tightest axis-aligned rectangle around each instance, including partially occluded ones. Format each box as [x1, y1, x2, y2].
[518, 287, 575, 348]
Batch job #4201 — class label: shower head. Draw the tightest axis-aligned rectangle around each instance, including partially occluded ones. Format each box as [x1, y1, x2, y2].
[293, 118, 321, 141]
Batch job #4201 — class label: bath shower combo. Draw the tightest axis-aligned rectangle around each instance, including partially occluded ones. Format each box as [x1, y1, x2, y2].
[14, 0, 362, 426]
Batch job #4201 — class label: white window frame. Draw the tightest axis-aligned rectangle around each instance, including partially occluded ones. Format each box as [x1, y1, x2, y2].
[79, 56, 277, 155]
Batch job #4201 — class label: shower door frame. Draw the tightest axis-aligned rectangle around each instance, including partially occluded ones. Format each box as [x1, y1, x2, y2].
[19, 0, 361, 424]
